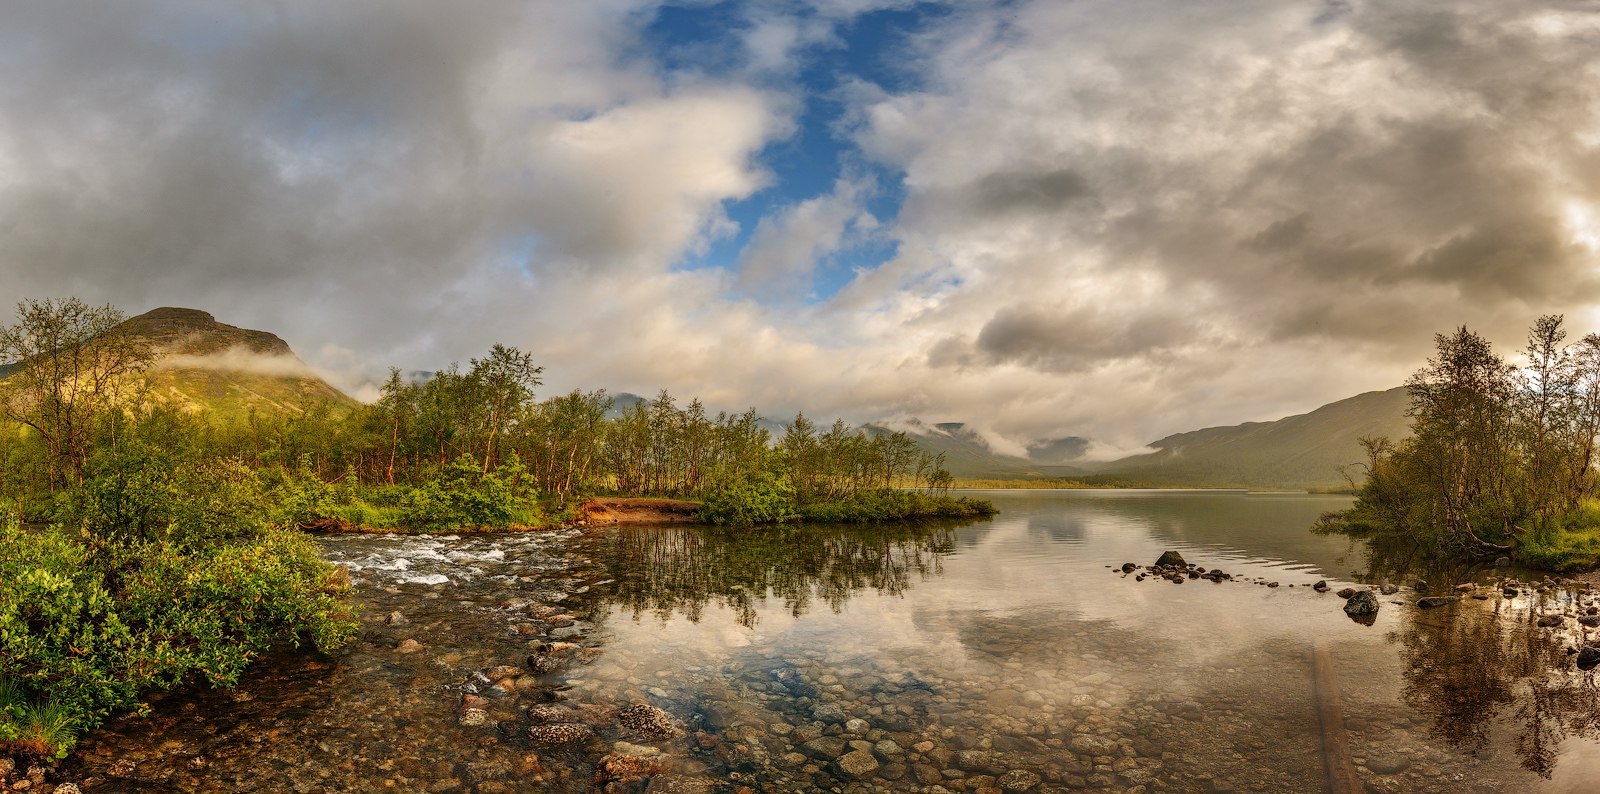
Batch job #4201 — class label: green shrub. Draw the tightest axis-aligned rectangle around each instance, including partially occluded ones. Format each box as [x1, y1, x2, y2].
[0, 468, 356, 760]
[700, 469, 801, 526]
[398, 454, 540, 532]
[798, 491, 997, 524]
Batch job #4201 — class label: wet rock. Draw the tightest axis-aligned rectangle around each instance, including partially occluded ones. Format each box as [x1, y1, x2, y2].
[1336, 588, 1356, 599]
[384, 610, 409, 626]
[619, 704, 684, 739]
[1380, 583, 1399, 595]
[1154, 550, 1186, 568]
[396, 639, 424, 653]
[1121, 563, 1137, 573]
[459, 708, 489, 727]
[526, 653, 565, 676]
[879, 762, 908, 780]
[835, 749, 880, 779]
[1578, 616, 1600, 628]
[1495, 556, 1511, 567]
[527, 722, 594, 747]
[1313, 581, 1329, 592]
[802, 736, 848, 759]
[1366, 752, 1411, 775]
[1416, 596, 1459, 609]
[956, 750, 996, 772]
[645, 775, 718, 794]
[485, 665, 521, 681]
[874, 739, 905, 758]
[812, 703, 847, 723]
[999, 769, 1043, 792]
[527, 704, 577, 725]
[55, 786, 84, 794]
[595, 743, 665, 786]
[1414, 580, 1429, 593]
[1454, 582, 1478, 592]
[1503, 588, 1520, 597]
[1538, 615, 1567, 628]
[1344, 590, 1379, 616]
[844, 717, 870, 733]
[1578, 647, 1600, 671]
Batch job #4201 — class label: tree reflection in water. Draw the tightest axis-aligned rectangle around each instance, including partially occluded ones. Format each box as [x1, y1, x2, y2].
[592, 522, 961, 628]
[1357, 534, 1600, 779]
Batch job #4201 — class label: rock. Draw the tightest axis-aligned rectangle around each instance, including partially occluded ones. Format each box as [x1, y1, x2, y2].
[1336, 588, 1356, 599]
[999, 769, 1043, 792]
[1416, 596, 1459, 609]
[527, 704, 577, 725]
[812, 703, 847, 723]
[1121, 563, 1137, 573]
[1366, 752, 1411, 775]
[396, 638, 424, 653]
[1414, 580, 1429, 592]
[844, 717, 870, 733]
[1503, 588, 1520, 597]
[645, 775, 719, 794]
[1380, 583, 1399, 595]
[527, 722, 593, 747]
[1495, 556, 1511, 567]
[459, 708, 489, 726]
[1578, 616, 1600, 628]
[618, 704, 683, 739]
[54, 786, 84, 794]
[1070, 734, 1118, 755]
[836, 749, 880, 778]
[1455, 583, 1478, 592]
[802, 736, 848, 759]
[384, 610, 409, 626]
[485, 665, 521, 681]
[1154, 550, 1186, 568]
[595, 746, 665, 786]
[874, 738, 905, 757]
[1313, 581, 1329, 592]
[526, 653, 565, 676]
[1344, 590, 1380, 616]
[1538, 615, 1566, 628]
[1578, 647, 1600, 671]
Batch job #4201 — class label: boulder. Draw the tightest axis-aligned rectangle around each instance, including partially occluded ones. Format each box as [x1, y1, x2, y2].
[1380, 583, 1399, 595]
[1313, 581, 1329, 592]
[1537, 615, 1566, 628]
[835, 749, 880, 779]
[1336, 588, 1357, 599]
[1154, 550, 1187, 568]
[1579, 647, 1600, 671]
[619, 704, 684, 739]
[527, 722, 593, 747]
[1000, 770, 1043, 792]
[1344, 590, 1380, 616]
[1416, 596, 1459, 609]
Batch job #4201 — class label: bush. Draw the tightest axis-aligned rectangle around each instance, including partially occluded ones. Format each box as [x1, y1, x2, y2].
[398, 454, 540, 532]
[0, 467, 356, 759]
[797, 490, 997, 524]
[700, 469, 801, 526]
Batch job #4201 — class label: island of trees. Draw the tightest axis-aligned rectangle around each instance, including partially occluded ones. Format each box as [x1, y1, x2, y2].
[0, 297, 993, 760]
[1322, 314, 1600, 571]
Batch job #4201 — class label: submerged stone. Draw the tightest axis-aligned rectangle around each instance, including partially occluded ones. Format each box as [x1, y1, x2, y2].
[1344, 590, 1379, 617]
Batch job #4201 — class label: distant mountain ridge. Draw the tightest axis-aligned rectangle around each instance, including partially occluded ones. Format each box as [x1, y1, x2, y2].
[115, 307, 354, 418]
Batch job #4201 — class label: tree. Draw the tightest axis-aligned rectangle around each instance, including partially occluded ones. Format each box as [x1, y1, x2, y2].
[0, 299, 155, 488]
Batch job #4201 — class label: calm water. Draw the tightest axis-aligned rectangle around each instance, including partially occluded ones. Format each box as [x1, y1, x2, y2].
[59, 490, 1600, 792]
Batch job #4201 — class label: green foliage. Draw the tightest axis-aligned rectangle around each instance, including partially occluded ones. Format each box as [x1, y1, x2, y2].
[0, 461, 355, 759]
[797, 490, 997, 524]
[398, 453, 540, 532]
[700, 468, 801, 526]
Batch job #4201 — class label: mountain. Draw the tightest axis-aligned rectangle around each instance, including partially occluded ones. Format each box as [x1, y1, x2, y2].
[1092, 387, 1411, 489]
[865, 420, 1087, 479]
[115, 307, 355, 418]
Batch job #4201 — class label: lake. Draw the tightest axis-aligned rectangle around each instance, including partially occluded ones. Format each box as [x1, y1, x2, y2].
[60, 490, 1600, 792]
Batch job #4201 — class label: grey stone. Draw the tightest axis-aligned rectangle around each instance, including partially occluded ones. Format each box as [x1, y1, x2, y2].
[1344, 590, 1379, 616]
[836, 749, 880, 778]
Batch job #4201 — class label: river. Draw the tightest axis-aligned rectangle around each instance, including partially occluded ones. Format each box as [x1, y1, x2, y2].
[59, 490, 1600, 792]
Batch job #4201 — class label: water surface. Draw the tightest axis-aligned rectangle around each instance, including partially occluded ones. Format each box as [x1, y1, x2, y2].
[60, 490, 1600, 792]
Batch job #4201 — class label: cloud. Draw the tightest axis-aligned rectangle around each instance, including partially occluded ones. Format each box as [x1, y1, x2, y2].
[3, 0, 1599, 456]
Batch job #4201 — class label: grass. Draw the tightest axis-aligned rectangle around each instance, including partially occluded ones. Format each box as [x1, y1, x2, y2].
[0, 678, 78, 759]
[1518, 499, 1600, 571]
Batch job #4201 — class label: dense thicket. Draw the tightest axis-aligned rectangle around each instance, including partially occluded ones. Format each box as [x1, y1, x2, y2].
[1324, 315, 1600, 569]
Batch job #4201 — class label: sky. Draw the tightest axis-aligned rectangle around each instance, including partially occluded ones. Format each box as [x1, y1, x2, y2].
[3, 0, 1599, 457]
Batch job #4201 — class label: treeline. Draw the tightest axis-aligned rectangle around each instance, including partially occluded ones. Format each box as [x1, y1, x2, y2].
[1325, 315, 1600, 569]
[1, 298, 985, 530]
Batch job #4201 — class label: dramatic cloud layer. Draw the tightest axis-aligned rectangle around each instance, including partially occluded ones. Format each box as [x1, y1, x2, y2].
[2, 0, 1598, 450]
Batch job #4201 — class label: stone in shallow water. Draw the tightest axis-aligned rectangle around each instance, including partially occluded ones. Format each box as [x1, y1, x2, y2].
[836, 749, 880, 778]
[1344, 590, 1379, 616]
[527, 722, 593, 747]
[618, 704, 683, 739]
[1578, 647, 1600, 671]
[1416, 596, 1458, 609]
[1000, 769, 1043, 792]
[1154, 550, 1186, 568]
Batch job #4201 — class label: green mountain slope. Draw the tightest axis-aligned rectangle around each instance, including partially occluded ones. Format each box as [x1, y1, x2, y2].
[1093, 387, 1411, 489]
[115, 307, 356, 419]
[864, 420, 1086, 480]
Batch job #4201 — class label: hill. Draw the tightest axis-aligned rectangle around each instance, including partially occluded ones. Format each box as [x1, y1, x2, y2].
[864, 420, 1087, 480]
[1091, 387, 1411, 489]
[114, 307, 355, 419]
